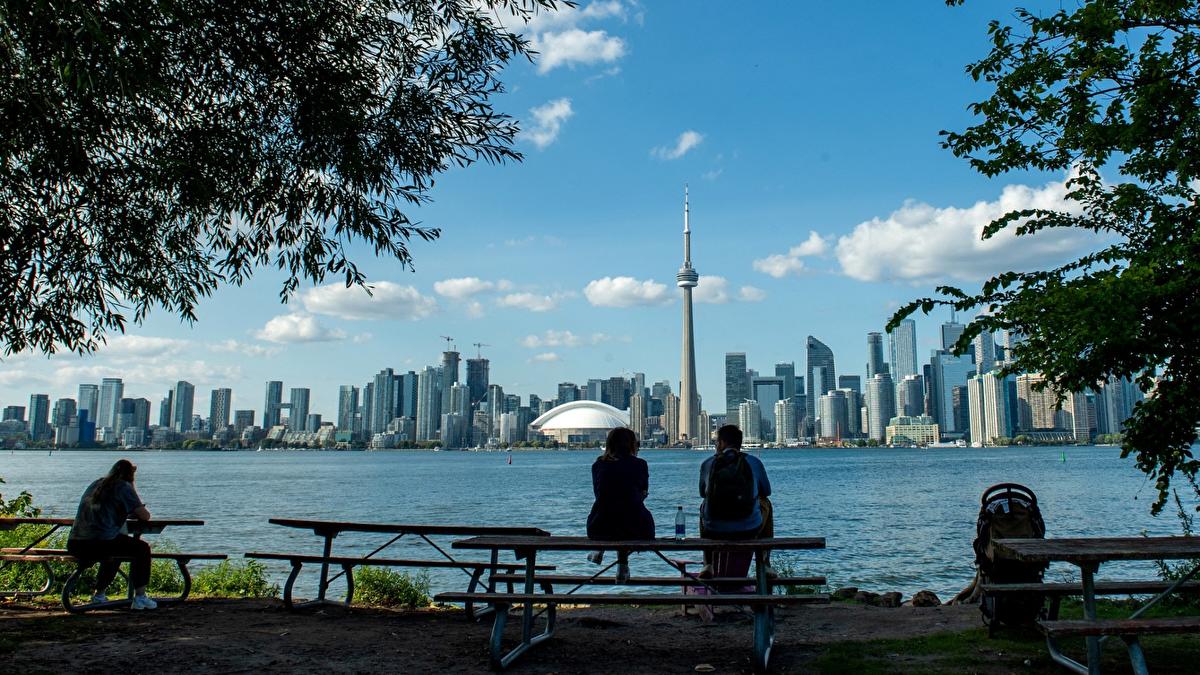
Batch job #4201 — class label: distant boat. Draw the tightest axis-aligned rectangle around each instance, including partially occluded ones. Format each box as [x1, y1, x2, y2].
[1061, 451, 1067, 463]
[507, 453, 512, 465]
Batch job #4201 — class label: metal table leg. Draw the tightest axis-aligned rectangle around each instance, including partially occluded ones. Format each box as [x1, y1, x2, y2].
[487, 548, 554, 671]
[753, 548, 774, 674]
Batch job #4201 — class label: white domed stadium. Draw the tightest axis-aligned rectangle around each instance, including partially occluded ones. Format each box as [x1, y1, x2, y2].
[529, 400, 629, 444]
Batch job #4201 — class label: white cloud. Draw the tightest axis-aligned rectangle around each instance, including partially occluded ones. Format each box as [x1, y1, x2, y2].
[694, 275, 732, 304]
[530, 352, 561, 363]
[210, 339, 282, 358]
[433, 277, 495, 299]
[835, 174, 1097, 283]
[497, 292, 568, 312]
[533, 29, 626, 73]
[101, 335, 189, 359]
[739, 286, 767, 302]
[702, 168, 723, 181]
[752, 231, 829, 278]
[652, 130, 704, 160]
[525, 98, 574, 149]
[521, 330, 582, 348]
[254, 314, 347, 344]
[301, 281, 437, 321]
[584, 276, 672, 307]
[465, 301, 485, 319]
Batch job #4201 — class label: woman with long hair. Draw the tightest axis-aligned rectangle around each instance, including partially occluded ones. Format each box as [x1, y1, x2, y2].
[67, 459, 156, 609]
[587, 427, 655, 541]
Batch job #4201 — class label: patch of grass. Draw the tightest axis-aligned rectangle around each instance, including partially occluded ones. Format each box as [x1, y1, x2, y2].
[352, 566, 430, 608]
[191, 560, 279, 598]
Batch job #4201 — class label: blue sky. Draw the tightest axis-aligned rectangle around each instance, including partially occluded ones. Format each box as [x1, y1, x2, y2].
[1, 2, 1105, 419]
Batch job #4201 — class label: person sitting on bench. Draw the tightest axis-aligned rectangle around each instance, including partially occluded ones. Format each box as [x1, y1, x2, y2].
[66, 459, 156, 610]
[586, 427, 655, 579]
[698, 425, 774, 579]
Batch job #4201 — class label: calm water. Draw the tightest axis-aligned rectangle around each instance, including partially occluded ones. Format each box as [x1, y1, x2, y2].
[0, 446, 1185, 600]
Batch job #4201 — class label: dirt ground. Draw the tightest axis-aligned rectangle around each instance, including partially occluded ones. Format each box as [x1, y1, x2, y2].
[0, 598, 999, 674]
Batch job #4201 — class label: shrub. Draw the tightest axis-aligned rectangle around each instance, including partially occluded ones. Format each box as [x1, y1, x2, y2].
[191, 560, 279, 598]
[352, 566, 430, 608]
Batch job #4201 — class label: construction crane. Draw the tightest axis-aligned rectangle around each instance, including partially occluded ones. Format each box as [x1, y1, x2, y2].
[439, 335, 455, 351]
[473, 342, 491, 359]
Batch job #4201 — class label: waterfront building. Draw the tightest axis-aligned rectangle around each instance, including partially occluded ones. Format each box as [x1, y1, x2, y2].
[305, 413, 322, 433]
[738, 399, 762, 444]
[866, 332, 887, 379]
[585, 379, 603, 402]
[1098, 376, 1143, 434]
[171, 381, 195, 434]
[210, 388, 232, 432]
[234, 410, 255, 434]
[806, 336, 836, 438]
[159, 391, 173, 428]
[557, 382, 581, 404]
[967, 371, 1010, 446]
[889, 319, 919, 383]
[416, 366, 440, 441]
[337, 385, 358, 431]
[773, 399, 794, 444]
[441, 412, 468, 448]
[2, 405, 23, 422]
[498, 412, 519, 445]
[466, 357, 489, 407]
[866, 373, 896, 441]
[838, 387, 862, 436]
[941, 316, 966, 351]
[930, 350, 974, 434]
[98, 377, 124, 433]
[485, 383, 504, 437]
[1016, 373, 1058, 431]
[663, 393, 679, 444]
[725, 353, 750, 420]
[603, 376, 630, 410]
[450, 382, 470, 418]
[361, 381, 374, 431]
[440, 350, 460, 420]
[370, 368, 397, 434]
[27, 394, 49, 441]
[119, 398, 150, 436]
[973, 326, 996, 374]
[288, 388, 310, 432]
[1062, 390, 1092, 443]
[52, 398, 76, 429]
[898, 375, 925, 417]
[818, 390, 849, 440]
[676, 188, 701, 443]
[529, 400, 630, 444]
[630, 392, 646, 440]
[77, 384, 99, 424]
[751, 376, 785, 439]
[399, 371, 419, 418]
[263, 381, 284, 429]
[885, 415, 940, 446]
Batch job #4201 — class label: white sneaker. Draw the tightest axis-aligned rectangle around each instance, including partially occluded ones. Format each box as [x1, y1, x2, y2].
[90, 594, 108, 604]
[131, 595, 158, 610]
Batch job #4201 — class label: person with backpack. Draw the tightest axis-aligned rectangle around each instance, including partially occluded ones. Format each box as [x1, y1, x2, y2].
[698, 424, 774, 577]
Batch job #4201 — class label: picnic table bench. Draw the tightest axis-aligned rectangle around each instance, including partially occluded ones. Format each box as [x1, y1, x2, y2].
[0, 517, 225, 612]
[244, 518, 553, 617]
[436, 535, 829, 673]
[994, 536, 1200, 675]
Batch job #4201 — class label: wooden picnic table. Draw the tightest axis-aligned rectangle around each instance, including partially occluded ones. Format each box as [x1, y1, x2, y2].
[246, 518, 551, 615]
[443, 535, 828, 673]
[995, 536, 1200, 675]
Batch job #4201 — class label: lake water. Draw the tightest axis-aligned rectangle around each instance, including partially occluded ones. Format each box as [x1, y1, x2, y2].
[0, 446, 1187, 600]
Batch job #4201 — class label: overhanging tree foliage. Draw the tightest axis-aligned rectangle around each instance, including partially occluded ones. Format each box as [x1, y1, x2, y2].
[891, 1, 1200, 513]
[0, 0, 564, 355]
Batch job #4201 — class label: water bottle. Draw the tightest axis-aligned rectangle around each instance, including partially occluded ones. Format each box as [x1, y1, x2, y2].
[674, 506, 686, 540]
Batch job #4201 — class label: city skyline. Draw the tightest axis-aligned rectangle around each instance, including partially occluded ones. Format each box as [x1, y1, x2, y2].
[0, 2, 1102, 419]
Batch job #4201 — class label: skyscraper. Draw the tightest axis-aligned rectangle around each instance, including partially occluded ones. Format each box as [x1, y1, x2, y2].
[941, 316, 966, 351]
[773, 399, 794, 444]
[28, 394, 50, 441]
[866, 373, 896, 441]
[416, 366, 440, 441]
[676, 187, 700, 443]
[889, 319, 918, 382]
[440, 350, 460, 420]
[630, 392, 646, 440]
[159, 391, 173, 428]
[898, 375, 925, 417]
[209, 388, 232, 432]
[930, 350, 974, 434]
[818, 390, 849, 440]
[465, 358, 489, 407]
[288, 388, 310, 432]
[234, 410, 254, 434]
[805, 336, 836, 437]
[399, 371, 419, 418]
[371, 368, 397, 433]
[866, 332, 886, 379]
[98, 377, 124, 432]
[77, 384, 99, 425]
[337, 385, 359, 431]
[263, 381, 283, 429]
[974, 324, 996, 374]
[738, 400, 762, 443]
[603, 377, 630, 410]
[751, 376, 785, 439]
[557, 382, 581, 404]
[724, 353, 750, 420]
[171, 381, 195, 433]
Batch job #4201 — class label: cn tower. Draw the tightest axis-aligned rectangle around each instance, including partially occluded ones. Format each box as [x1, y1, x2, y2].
[676, 186, 700, 443]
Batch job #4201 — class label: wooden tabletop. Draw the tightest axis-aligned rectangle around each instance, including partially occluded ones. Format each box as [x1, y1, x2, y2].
[0, 517, 74, 529]
[268, 518, 550, 537]
[995, 537, 1200, 564]
[451, 535, 826, 552]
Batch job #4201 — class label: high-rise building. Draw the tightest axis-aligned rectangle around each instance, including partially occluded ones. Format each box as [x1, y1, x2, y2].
[485, 384, 504, 438]
[1016, 373, 1058, 431]
[371, 368, 397, 433]
[499, 412, 520, 445]
[676, 187, 701, 443]
[663, 393, 679, 445]
[209, 388, 232, 432]
[52, 398, 77, 444]
[941, 317, 966, 352]
[889, 319, 919, 382]
[974, 326, 996, 374]
[450, 382, 470, 418]
[98, 378, 124, 432]
[866, 373, 896, 441]
[440, 350, 460, 420]
[603, 377, 630, 410]
[898, 375, 925, 417]
[234, 410, 255, 434]
[838, 387, 862, 436]
[751, 376, 785, 439]
[337, 385, 359, 431]
[930, 350, 974, 434]
[305, 413, 322, 433]
[557, 382, 581, 405]
[263, 381, 284, 429]
[416, 367, 440, 441]
[866, 332, 887, 379]
[399, 371, 419, 418]
[738, 399, 762, 443]
[818, 390, 849, 440]
[967, 371, 1011, 446]
[2, 405, 24, 422]
[28, 394, 50, 441]
[77, 384, 99, 424]
[465, 358, 489, 408]
[806, 336, 836, 437]
[288, 388, 310, 431]
[171, 381, 195, 433]
[773, 399, 794, 444]
[725, 353, 750, 420]
[1062, 390, 1091, 443]
[630, 392, 646, 440]
[775, 362, 797, 400]
[441, 412, 468, 448]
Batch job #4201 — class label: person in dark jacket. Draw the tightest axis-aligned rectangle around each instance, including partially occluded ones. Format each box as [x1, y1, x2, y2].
[586, 428, 654, 577]
[67, 459, 156, 609]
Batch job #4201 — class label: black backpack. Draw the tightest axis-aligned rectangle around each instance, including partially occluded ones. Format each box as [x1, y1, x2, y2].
[706, 451, 756, 521]
[973, 483, 1048, 633]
